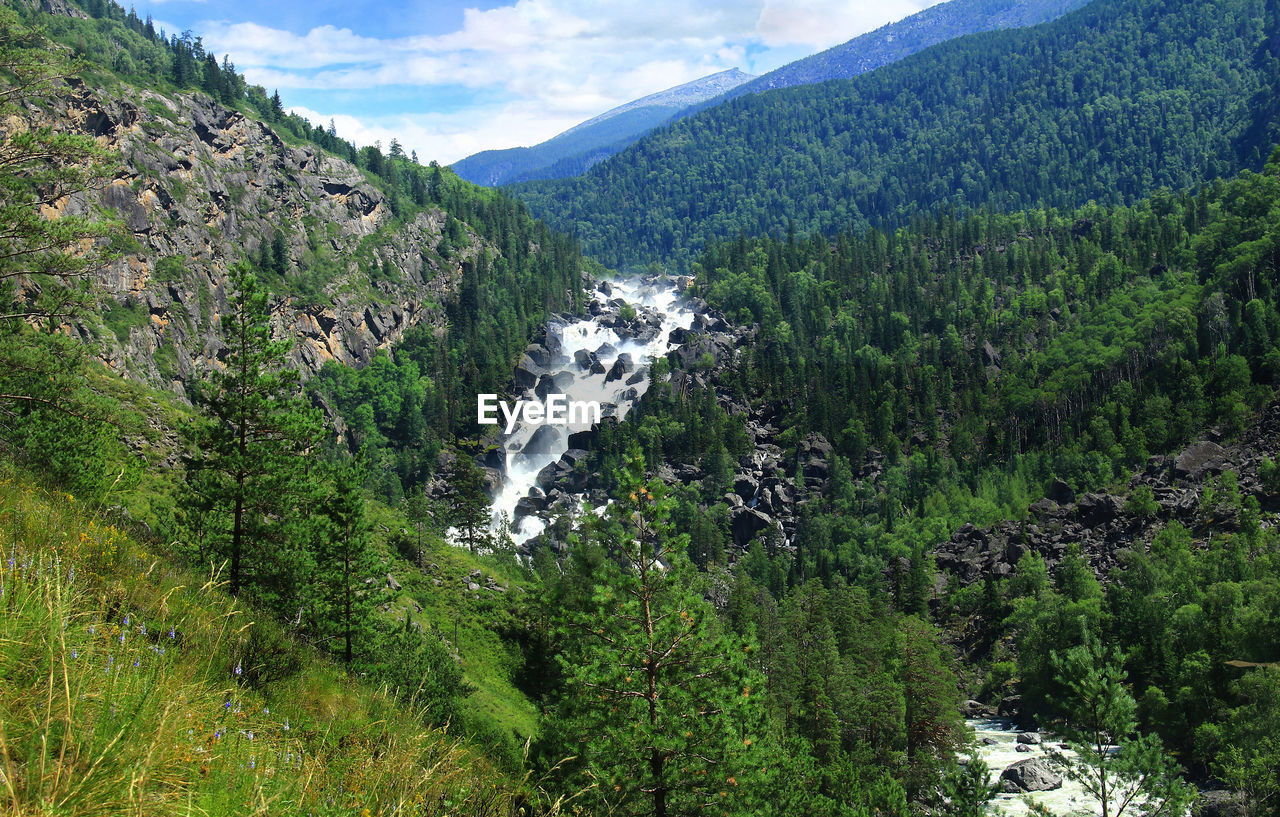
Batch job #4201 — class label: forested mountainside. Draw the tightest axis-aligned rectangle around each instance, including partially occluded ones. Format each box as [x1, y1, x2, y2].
[514, 0, 1280, 269]
[707, 0, 1090, 100]
[457, 0, 1090, 190]
[451, 69, 754, 187]
[563, 149, 1280, 787]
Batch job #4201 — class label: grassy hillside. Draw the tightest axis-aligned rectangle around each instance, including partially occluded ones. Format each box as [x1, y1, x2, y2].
[0, 469, 578, 816]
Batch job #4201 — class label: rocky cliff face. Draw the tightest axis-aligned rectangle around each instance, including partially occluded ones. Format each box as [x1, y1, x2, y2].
[42, 78, 493, 395]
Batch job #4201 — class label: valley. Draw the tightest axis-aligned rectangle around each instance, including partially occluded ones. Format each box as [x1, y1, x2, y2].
[2, 0, 1279, 815]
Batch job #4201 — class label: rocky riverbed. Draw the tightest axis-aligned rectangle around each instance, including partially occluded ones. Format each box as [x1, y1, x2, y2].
[967, 718, 1096, 817]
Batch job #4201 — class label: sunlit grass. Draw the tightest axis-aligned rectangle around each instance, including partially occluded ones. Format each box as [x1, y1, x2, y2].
[0, 472, 585, 816]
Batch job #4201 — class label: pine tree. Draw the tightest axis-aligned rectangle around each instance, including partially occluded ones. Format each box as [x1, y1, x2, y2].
[1047, 637, 1194, 817]
[181, 264, 323, 603]
[553, 446, 770, 817]
[0, 9, 129, 496]
[310, 458, 378, 663]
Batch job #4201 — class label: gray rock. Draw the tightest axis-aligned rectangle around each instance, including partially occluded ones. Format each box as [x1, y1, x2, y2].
[730, 506, 773, 548]
[524, 425, 561, 458]
[1175, 441, 1229, 479]
[1195, 791, 1249, 817]
[605, 353, 634, 383]
[1048, 478, 1076, 504]
[514, 355, 541, 389]
[386, 573, 401, 592]
[1016, 732, 1042, 745]
[1015, 744, 1033, 753]
[961, 699, 992, 717]
[1000, 758, 1063, 792]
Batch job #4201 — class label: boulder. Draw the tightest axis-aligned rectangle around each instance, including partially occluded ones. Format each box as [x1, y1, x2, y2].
[961, 699, 992, 718]
[1015, 744, 1033, 753]
[1016, 732, 1042, 745]
[1047, 479, 1076, 505]
[1175, 441, 1229, 479]
[606, 353, 634, 383]
[734, 474, 759, 501]
[730, 506, 773, 549]
[997, 695, 1023, 721]
[514, 354, 540, 389]
[523, 425, 561, 459]
[386, 573, 402, 592]
[514, 495, 546, 518]
[1077, 493, 1122, 526]
[1029, 497, 1064, 518]
[574, 349, 599, 371]
[1000, 758, 1063, 792]
[525, 343, 553, 367]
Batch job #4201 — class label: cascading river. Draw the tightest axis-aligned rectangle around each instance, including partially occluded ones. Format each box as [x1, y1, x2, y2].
[488, 275, 695, 545]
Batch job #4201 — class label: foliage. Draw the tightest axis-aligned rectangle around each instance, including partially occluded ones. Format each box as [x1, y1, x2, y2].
[547, 448, 771, 816]
[1046, 637, 1195, 817]
[179, 265, 324, 605]
[0, 469, 573, 817]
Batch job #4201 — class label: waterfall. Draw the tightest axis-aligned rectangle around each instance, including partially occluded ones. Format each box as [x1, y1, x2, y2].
[488, 275, 695, 545]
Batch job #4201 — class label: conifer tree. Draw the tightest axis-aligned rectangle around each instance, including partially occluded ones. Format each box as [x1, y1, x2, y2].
[311, 457, 378, 663]
[1047, 637, 1193, 817]
[445, 447, 490, 552]
[0, 9, 130, 496]
[553, 446, 769, 817]
[181, 264, 323, 603]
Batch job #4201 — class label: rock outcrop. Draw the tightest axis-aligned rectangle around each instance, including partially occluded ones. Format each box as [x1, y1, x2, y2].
[1000, 757, 1063, 792]
[41, 80, 512, 397]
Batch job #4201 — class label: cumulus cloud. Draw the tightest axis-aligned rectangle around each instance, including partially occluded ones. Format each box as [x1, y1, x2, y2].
[202, 0, 942, 164]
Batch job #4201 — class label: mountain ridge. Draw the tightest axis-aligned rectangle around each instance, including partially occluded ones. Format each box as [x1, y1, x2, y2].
[513, 0, 1280, 269]
[450, 68, 754, 186]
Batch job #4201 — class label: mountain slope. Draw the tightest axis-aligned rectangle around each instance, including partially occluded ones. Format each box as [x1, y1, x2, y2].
[723, 0, 1091, 99]
[514, 0, 1280, 269]
[26, 0, 586, 442]
[450, 69, 753, 186]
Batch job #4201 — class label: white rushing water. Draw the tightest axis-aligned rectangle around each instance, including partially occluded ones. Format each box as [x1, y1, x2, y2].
[488, 276, 695, 545]
[968, 718, 1097, 817]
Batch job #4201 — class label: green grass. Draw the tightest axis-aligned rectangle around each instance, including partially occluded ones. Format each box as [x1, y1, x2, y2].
[366, 503, 541, 761]
[0, 472, 582, 816]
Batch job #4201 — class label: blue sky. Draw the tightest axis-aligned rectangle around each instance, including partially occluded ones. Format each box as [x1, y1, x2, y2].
[132, 0, 940, 164]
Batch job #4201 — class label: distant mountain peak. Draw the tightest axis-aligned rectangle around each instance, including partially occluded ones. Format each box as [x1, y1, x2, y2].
[451, 69, 755, 187]
[559, 69, 755, 139]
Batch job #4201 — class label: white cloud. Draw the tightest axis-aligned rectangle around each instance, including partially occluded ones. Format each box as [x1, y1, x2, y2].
[756, 0, 934, 49]
[203, 0, 943, 164]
